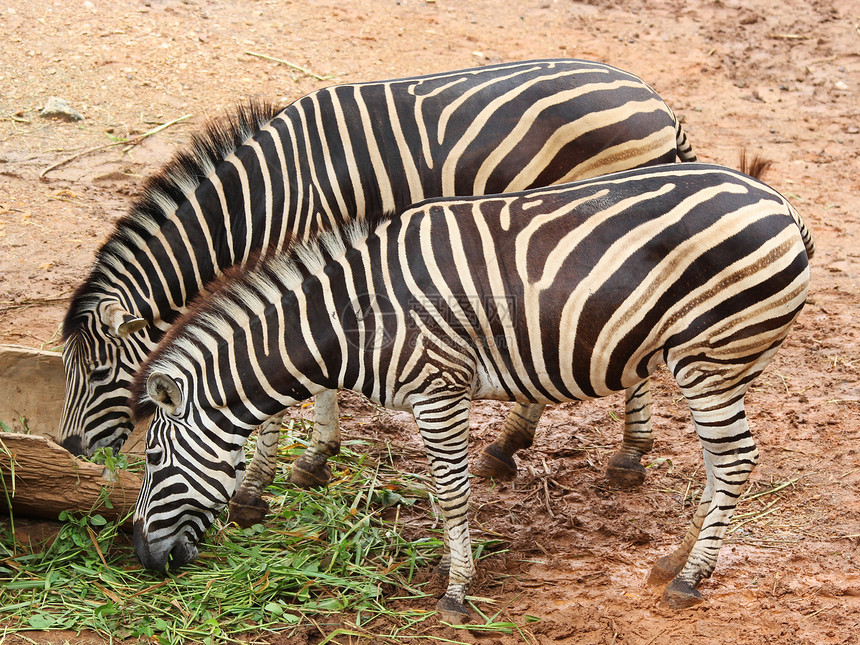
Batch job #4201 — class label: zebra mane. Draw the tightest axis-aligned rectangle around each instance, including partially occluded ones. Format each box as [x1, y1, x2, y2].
[62, 99, 284, 340]
[130, 216, 385, 418]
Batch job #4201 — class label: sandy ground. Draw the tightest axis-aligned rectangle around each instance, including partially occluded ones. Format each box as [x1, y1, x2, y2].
[1, 0, 858, 643]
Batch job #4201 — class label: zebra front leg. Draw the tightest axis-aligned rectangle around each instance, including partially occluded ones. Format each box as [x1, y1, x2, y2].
[472, 403, 544, 479]
[412, 396, 475, 624]
[289, 389, 341, 488]
[228, 410, 286, 527]
[605, 379, 654, 489]
[652, 399, 758, 609]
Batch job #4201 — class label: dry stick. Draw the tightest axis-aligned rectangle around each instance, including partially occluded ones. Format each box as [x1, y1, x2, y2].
[244, 51, 333, 81]
[0, 294, 72, 314]
[39, 113, 193, 179]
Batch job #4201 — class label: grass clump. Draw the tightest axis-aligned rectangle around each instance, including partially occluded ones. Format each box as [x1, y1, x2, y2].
[0, 418, 460, 643]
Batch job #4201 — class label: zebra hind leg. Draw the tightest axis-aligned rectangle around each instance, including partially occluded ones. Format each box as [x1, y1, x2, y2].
[228, 410, 286, 527]
[647, 455, 715, 585]
[472, 403, 543, 479]
[652, 397, 758, 609]
[605, 379, 654, 489]
[289, 389, 341, 488]
[474, 380, 653, 489]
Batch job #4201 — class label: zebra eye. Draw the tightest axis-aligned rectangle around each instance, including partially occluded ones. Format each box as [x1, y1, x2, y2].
[90, 365, 112, 384]
[146, 449, 164, 466]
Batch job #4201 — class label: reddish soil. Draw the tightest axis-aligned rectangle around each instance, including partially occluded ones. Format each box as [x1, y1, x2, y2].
[1, 0, 858, 643]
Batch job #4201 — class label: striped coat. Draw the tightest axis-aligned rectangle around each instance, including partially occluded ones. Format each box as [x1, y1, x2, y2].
[132, 162, 813, 620]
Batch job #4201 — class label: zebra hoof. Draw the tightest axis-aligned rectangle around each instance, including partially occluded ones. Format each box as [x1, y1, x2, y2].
[605, 453, 646, 489]
[289, 459, 332, 488]
[647, 552, 685, 586]
[662, 578, 703, 609]
[227, 493, 269, 528]
[472, 444, 517, 480]
[436, 596, 470, 624]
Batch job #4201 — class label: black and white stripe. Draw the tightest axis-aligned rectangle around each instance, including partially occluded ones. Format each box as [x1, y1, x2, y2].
[59, 58, 696, 507]
[131, 162, 813, 618]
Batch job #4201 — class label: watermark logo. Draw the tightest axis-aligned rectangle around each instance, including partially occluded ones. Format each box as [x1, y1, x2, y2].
[342, 292, 396, 351]
[342, 292, 518, 351]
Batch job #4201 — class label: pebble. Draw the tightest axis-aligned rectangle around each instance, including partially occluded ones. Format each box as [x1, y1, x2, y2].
[39, 97, 84, 122]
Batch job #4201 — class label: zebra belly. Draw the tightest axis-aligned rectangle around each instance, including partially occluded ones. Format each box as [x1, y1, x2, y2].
[469, 338, 658, 406]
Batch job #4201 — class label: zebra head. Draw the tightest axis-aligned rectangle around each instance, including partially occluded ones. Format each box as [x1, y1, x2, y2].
[133, 371, 246, 572]
[59, 299, 149, 456]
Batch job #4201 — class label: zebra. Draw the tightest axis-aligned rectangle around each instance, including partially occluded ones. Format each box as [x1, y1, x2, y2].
[59, 59, 697, 524]
[131, 162, 814, 621]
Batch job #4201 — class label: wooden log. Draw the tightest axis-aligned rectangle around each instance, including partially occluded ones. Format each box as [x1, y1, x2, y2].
[0, 433, 141, 527]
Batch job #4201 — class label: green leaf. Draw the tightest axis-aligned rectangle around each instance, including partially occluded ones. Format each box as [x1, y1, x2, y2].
[28, 613, 56, 629]
[95, 601, 118, 617]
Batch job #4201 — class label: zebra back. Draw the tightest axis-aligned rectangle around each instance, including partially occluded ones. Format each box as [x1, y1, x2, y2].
[61, 58, 694, 454]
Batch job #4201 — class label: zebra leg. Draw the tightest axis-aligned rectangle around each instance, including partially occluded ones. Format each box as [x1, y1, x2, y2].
[289, 389, 340, 488]
[647, 458, 715, 585]
[605, 379, 654, 489]
[412, 395, 475, 624]
[474, 381, 653, 488]
[651, 398, 758, 609]
[472, 403, 544, 479]
[228, 410, 286, 527]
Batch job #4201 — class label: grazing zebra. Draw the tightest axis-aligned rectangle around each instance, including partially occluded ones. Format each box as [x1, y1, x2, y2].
[59, 59, 696, 523]
[131, 162, 813, 620]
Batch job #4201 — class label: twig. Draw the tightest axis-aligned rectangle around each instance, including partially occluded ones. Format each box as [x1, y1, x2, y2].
[804, 605, 837, 618]
[729, 505, 780, 534]
[40, 113, 192, 179]
[244, 51, 334, 81]
[0, 294, 71, 314]
[542, 478, 555, 518]
[742, 477, 799, 502]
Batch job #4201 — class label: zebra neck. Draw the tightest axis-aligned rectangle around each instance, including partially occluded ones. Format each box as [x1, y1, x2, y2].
[221, 267, 351, 421]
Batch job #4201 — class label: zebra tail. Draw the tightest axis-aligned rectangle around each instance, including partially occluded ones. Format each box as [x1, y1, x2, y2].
[789, 202, 816, 259]
[739, 149, 815, 260]
[674, 119, 697, 163]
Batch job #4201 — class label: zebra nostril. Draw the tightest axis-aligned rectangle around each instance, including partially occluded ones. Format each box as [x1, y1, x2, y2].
[61, 435, 84, 456]
[106, 437, 126, 455]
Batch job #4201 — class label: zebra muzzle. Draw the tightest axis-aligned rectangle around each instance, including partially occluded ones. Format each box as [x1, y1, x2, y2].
[133, 520, 199, 572]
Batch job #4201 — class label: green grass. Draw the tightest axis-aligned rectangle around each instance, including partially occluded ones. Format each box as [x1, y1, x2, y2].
[1, 418, 510, 643]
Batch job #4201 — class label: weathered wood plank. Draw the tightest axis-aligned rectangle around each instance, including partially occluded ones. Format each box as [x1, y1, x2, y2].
[0, 433, 141, 526]
[0, 344, 65, 437]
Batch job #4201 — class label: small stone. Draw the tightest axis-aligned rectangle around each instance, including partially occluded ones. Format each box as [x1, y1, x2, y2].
[40, 97, 84, 122]
[834, 80, 848, 91]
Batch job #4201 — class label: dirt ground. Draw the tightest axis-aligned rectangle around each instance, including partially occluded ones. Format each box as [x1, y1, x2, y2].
[1, 0, 859, 643]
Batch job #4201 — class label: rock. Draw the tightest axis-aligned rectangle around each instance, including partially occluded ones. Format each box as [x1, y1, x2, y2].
[40, 97, 84, 122]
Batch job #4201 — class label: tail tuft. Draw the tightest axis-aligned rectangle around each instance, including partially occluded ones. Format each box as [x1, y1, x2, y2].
[739, 149, 772, 181]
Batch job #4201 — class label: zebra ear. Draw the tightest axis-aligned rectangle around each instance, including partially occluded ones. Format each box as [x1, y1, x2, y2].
[100, 301, 148, 338]
[146, 372, 185, 416]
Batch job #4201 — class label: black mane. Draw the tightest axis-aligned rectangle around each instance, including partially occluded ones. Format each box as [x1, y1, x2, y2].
[62, 100, 284, 340]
